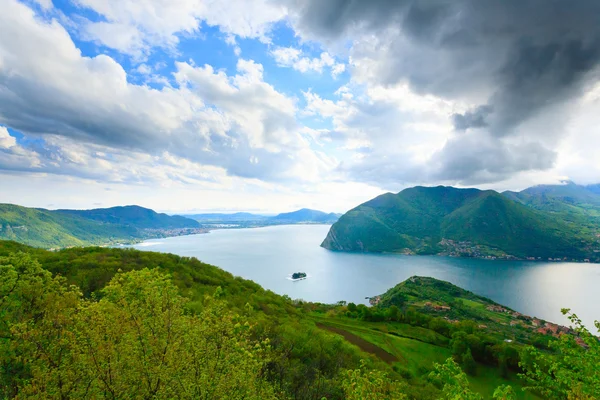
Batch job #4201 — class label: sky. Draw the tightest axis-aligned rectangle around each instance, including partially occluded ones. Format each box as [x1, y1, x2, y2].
[1, 0, 600, 213]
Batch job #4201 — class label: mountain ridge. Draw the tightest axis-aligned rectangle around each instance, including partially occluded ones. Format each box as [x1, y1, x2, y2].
[322, 185, 600, 261]
[0, 204, 202, 248]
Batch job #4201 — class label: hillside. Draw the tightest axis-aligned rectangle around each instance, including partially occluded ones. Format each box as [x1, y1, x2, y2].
[270, 208, 340, 223]
[57, 205, 200, 229]
[321, 186, 599, 261]
[4, 241, 589, 399]
[503, 181, 600, 231]
[0, 204, 202, 248]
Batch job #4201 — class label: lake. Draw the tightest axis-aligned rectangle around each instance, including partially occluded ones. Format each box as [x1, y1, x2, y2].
[132, 224, 600, 329]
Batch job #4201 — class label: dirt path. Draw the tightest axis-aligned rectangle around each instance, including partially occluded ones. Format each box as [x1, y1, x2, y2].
[316, 322, 399, 363]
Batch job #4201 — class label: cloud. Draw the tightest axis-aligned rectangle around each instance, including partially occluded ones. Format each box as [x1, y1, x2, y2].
[285, 0, 600, 185]
[291, 0, 600, 134]
[74, 0, 287, 56]
[271, 46, 346, 78]
[0, 0, 329, 184]
[452, 105, 493, 131]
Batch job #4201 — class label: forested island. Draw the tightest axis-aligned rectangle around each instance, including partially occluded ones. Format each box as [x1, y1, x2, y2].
[1, 240, 598, 399]
[322, 183, 600, 263]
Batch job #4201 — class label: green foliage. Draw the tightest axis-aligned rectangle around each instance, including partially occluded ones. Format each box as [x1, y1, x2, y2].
[519, 309, 600, 399]
[342, 360, 407, 400]
[1, 256, 279, 399]
[322, 186, 598, 260]
[429, 358, 483, 400]
[0, 203, 199, 249]
[0, 243, 385, 400]
[57, 205, 199, 229]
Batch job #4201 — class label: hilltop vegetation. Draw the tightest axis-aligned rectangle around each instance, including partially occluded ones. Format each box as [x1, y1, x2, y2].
[322, 186, 600, 261]
[503, 181, 600, 233]
[1, 240, 598, 399]
[57, 205, 199, 229]
[0, 204, 201, 249]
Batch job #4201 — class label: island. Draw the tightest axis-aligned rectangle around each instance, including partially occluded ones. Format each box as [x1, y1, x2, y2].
[291, 272, 307, 281]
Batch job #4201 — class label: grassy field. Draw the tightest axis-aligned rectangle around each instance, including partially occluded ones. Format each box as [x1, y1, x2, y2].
[312, 315, 539, 399]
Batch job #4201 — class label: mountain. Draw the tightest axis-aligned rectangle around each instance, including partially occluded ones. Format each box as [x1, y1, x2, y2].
[0, 204, 200, 248]
[586, 184, 600, 195]
[270, 208, 340, 223]
[184, 212, 268, 222]
[57, 205, 199, 229]
[503, 181, 600, 231]
[322, 186, 599, 260]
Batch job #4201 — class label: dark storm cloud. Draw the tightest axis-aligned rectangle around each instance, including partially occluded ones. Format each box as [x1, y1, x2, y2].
[289, 0, 600, 185]
[452, 105, 492, 131]
[292, 0, 600, 137]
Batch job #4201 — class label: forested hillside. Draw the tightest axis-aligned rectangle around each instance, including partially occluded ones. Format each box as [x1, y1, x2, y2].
[322, 186, 600, 261]
[0, 204, 201, 248]
[1, 241, 598, 399]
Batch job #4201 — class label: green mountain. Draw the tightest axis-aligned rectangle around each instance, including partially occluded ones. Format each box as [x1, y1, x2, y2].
[0, 204, 200, 248]
[322, 186, 599, 260]
[270, 208, 340, 223]
[57, 205, 199, 229]
[503, 181, 600, 231]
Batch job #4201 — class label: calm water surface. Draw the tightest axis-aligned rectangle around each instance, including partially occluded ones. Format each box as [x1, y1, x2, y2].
[132, 224, 600, 328]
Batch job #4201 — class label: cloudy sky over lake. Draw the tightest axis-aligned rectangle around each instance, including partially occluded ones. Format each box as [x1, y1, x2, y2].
[1, 0, 600, 212]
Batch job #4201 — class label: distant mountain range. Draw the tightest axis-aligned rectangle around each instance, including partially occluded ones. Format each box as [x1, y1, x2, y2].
[0, 205, 340, 249]
[0, 204, 201, 248]
[270, 208, 341, 223]
[322, 183, 600, 262]
[182, 208, 340, 225]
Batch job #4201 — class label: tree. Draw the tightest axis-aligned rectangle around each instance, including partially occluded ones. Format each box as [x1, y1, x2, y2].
[342, 359, 406, 400]
[429, 358, 483, 400]
[347, 302, 358, 313]
[493, 385, 516, 400]
[519, 309, 600, 399]
[462, 348, 477, 376]
[387, 305, 400, 321]
[1, 261, 282, 399]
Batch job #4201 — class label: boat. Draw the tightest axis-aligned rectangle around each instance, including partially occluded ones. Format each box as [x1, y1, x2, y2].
[290, 272, 307, 281]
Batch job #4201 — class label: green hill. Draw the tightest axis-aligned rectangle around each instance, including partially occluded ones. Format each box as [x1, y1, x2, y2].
[270, 208, 340, 223]
[322, 186, 599, 260]
[0, 204, 200, 249]
[503, 181, 600, 231]
[57, 205, 199, 229]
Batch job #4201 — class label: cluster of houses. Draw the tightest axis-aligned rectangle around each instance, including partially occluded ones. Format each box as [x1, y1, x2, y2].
[486, 305, 573, 338]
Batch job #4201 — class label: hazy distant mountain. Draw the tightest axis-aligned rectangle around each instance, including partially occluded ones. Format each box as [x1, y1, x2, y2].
[184, 208, 340, 225]
[585, 184, 600, 195]
[0, 204, 200, 248]
[185, 212, 268, 222]
[270, 208, 341, 223]
[322, 186, 599, 261]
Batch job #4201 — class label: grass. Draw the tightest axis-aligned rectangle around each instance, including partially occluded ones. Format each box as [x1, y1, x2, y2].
[312, 315, 540, 399]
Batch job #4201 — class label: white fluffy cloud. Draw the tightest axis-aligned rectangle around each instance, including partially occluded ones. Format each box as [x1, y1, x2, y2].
[0, 0, 331, 185]
[74, 0, 287, 56]
[271, 46, 346, 78]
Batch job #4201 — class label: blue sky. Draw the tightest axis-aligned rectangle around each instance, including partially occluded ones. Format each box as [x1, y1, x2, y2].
[1, 0, 599, 212]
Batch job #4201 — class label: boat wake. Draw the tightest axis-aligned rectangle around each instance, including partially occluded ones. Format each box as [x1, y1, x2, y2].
[136, 242, 165, 247]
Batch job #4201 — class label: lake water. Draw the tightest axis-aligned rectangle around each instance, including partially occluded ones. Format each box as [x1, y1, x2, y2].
[132, 224, 600, 329]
